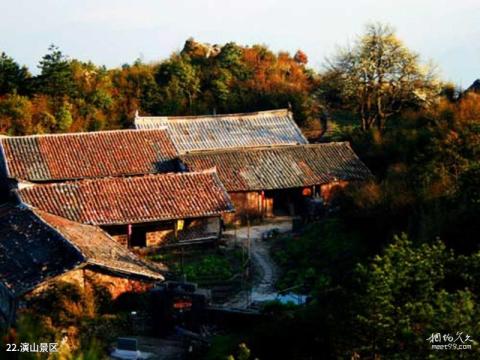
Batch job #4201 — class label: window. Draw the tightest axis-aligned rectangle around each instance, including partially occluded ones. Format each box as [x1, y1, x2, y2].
[130, 227, 146, 247]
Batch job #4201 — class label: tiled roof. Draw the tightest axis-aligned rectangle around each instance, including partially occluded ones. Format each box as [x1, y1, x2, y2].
[0, 129, 179, 182]
[34, 210, 166, 280]
[180, 143, 373, 192]
[17, 170, 234, 226]
[134, 109, 308, 153]
[0, 205, 164, 297]
[0, 205, 83, 297]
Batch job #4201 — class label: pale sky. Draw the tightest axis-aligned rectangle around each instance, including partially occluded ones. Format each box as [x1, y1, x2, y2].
[0, 0, 479, 87]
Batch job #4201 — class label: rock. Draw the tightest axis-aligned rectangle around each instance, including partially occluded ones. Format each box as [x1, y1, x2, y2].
[181, 38, 222, 59]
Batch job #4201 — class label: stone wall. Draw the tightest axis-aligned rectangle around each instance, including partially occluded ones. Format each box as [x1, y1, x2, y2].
[83, 270, 153, 299]
[29, 268, 155, 300]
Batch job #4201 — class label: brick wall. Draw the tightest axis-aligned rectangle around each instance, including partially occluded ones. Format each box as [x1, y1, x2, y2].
[111, 234, 128, 247]
[146, 228, 172, 247]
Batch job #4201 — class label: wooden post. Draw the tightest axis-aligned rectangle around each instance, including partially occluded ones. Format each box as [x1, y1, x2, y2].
[174, 220, 178, 242]
[127, 224, 132, 248]
[246, 216, 251, 307]
[261, 191, 265, 220]
[181, 247, 185, 280]
[234, 225, 237, 248]
[246, 216, 251, 274]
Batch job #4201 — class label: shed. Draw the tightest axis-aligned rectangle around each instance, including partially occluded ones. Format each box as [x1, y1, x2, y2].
[0, 205, 165, 325]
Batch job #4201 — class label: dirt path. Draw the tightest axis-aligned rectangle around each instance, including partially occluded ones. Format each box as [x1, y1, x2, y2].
[221, 219, 292, 308]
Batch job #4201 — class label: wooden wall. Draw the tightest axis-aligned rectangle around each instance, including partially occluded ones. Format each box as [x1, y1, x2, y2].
[224, 181, 351, 224]
[224, 191, 274, 224]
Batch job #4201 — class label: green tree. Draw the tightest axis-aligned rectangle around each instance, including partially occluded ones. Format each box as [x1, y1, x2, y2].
[55, 104, 73, 131]
[353, 234, 480, 358]
[155, 54, 201, 112]
[326, 23, 439, 131]
[0, 52, 30, 95]
[37, 44, 76, 98]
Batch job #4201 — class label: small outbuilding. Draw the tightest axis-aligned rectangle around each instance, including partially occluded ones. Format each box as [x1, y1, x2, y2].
[0, 205, 165, 326]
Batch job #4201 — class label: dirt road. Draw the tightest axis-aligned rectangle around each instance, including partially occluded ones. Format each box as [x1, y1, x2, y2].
[221, 219, 293, 308]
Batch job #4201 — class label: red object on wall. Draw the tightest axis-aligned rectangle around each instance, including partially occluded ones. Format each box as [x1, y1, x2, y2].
[302, 187, 312, 196]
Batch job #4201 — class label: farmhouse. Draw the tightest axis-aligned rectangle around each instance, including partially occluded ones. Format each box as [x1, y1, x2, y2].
[15, 170, 234, 247]
[0, 204, 165, 326]
[133, 108, 372, 223]
[134, 108, 308, 153]
[0, 108, 372, 243]
[180, 143, 372, 222]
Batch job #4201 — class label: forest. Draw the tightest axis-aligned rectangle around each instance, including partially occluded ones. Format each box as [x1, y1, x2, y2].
[1, 23, 479, 359]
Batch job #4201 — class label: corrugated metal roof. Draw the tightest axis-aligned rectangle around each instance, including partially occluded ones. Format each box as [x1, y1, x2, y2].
[17, 170, 234, 226]
[0, 205, 164, 297]
[134, 109, 308, 153]
[180, 143, 373, 192]
[0, 129, 179, 182]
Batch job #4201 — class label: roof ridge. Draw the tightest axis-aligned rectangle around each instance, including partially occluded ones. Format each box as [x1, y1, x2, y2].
[135, 108, 290, 121]
[0, 127, 169, 140]
[0, 128, 179, 182]
[181, 142, 352, 156]
[85, 261, 164, 281]
[17, 170, 221, 188]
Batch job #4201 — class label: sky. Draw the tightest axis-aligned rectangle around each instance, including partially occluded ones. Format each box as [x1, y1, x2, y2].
[0, 0, 479, 88]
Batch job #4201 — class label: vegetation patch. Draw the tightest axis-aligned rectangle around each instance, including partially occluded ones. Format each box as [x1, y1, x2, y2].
[148, 248, 243, 284]
[272, 218, 366, 294]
